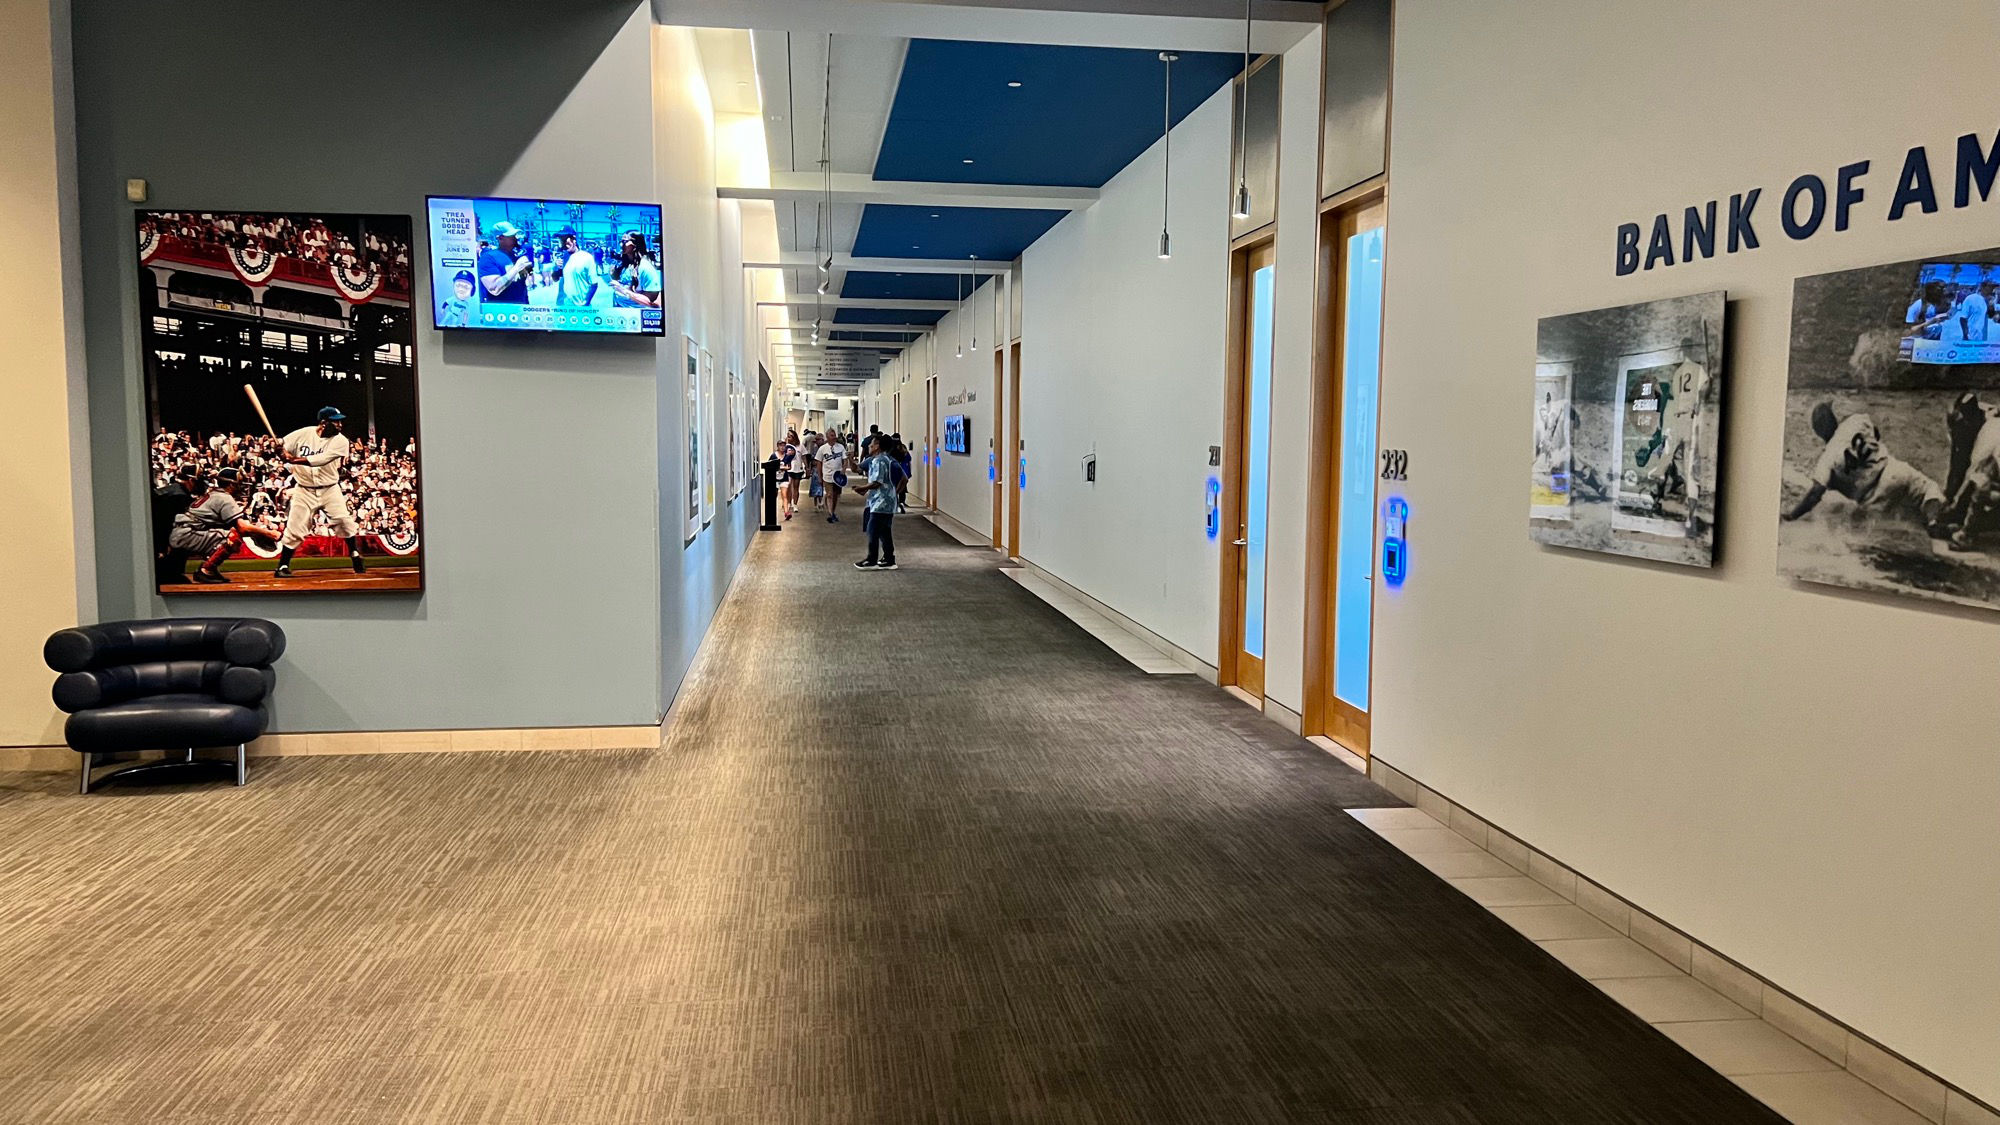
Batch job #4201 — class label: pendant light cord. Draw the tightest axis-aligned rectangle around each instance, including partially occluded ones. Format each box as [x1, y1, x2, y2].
[813, 33, 833, 341]
[1237, 0, 1251, 207]
[1163, 54, 1172, 217]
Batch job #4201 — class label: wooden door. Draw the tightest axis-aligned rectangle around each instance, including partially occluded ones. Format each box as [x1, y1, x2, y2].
[1225, 240, 1278, 698]
[1318, 199, 1388, 753]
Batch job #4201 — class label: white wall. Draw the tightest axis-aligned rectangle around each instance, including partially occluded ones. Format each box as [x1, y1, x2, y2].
[1016, 31, 1322, 668]
[1379, 0, 2000, 1101]
[1017, 89, 1233, 658]
[656, 23, 763, 702]
[921, 282, 1004, 536]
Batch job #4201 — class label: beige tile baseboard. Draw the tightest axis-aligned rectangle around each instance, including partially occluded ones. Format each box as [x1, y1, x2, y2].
[922, 508, 1007, 552]
[1364, 756, 1996, 1125]
[1009, 558, 1220, 683]
[0, 725, 663, 773]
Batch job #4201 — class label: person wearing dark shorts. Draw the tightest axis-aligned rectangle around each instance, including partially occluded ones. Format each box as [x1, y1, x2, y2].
[852, 435, 900, 570]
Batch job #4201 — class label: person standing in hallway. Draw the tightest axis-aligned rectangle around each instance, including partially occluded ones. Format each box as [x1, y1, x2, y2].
[804, 430, 824, 511]
[780, 429, 804, 520]
[853, 435, 899, 569]
[817, 431, 848, 522]
[890, 433, 912, 512]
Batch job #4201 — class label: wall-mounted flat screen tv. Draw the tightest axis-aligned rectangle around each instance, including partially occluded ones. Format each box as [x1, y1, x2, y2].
[1900, 261, 2000, 364]
[944, 414, 970, 455]
[425, 196, 664, 335]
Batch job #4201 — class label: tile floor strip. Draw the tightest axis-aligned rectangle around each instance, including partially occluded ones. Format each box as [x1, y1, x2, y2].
[1347, 805, 1946, 1124]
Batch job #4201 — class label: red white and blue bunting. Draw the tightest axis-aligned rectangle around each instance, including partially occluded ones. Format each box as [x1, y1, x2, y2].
[137, 225, 160, 263]
[327, 260, 383, 304]
[227, 241, 278, 286]
[378, 527, 420, 556]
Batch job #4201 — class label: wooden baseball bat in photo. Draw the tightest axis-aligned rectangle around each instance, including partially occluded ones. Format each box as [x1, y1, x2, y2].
[242, 383, 277, 437]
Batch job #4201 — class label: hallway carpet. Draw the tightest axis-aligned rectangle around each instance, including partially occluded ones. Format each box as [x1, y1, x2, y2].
[0, 513, 1779, 1123]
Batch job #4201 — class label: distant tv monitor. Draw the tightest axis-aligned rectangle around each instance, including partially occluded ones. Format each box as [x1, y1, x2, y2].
[944, 414, 970, 455]
[1900, 261, 2000, 364]
[425, 195, 664, 335]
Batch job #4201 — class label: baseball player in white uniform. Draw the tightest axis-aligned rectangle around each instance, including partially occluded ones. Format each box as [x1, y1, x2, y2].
[274, 405, 365, 577]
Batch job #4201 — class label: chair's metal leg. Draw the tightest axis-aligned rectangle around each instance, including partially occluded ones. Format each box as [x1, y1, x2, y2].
[184, 748, 195, 764]
[234, 743, 247, 786]
[78, 752, 92, 795]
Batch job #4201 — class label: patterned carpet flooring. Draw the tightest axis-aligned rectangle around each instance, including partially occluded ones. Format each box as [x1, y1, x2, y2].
[0, 512, 1779, 1123]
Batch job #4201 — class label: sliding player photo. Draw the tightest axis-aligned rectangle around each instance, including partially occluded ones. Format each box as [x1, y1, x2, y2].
[1530, 291, 1725, 567]
[1780, 247, 2000, 611]
[137, 209, 424, 594]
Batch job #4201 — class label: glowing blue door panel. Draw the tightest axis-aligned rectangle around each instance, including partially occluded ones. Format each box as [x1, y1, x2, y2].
[1244, 264, 1276, 660]
[1334, 226, 1384, 712]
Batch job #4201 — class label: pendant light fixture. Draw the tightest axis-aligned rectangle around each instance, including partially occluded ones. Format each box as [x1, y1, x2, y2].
[954, 271, 964, 360]
[1232, 0, 1253, 220]
[1158, 51, 1177, 260]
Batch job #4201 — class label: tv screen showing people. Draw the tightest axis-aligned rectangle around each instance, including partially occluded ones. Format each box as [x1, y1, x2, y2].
[1900, 262, 2000, 365]
[944, 414, 970, 455]
[425, 196, 664, 335]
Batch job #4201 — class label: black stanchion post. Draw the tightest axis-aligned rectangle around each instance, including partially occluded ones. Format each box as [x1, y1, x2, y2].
[760, 457, 783, 531]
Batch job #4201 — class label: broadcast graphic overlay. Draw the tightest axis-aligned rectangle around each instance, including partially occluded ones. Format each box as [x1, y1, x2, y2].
[138, 210, 424, 594]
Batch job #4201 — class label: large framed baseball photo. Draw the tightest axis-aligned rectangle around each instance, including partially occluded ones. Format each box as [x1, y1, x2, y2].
[1529, 291, 1726, 567]
[138, 210, 424, 594]
[1778, 247, 2000, 611]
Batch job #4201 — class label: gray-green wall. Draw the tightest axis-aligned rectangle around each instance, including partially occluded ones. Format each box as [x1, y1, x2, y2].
[70, 0, 753, 730]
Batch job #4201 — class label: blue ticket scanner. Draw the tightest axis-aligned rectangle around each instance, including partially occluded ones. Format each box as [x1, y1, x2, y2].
[1382, 497, 1408, 586]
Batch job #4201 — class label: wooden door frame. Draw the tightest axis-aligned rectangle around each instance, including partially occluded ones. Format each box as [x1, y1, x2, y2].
[991, 348, 1004, 548]
[1217, 235, 1276, 693]
[1300, 180, 1387, 752]
[925, 374, 939, 510]
[1006, 340, 1022, 558]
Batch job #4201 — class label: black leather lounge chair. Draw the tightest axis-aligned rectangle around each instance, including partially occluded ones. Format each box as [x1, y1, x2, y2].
[43, 618, 286, 793]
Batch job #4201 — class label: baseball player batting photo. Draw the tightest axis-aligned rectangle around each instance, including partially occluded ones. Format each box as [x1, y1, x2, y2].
[138, 209, 425, 594]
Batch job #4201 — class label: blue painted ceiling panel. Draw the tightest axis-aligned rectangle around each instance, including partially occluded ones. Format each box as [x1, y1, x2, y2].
[840, 270, 990, 301]
[875, 40, 1242, 188]
[849, 205, 1062, 263]
[833, 307, 947, 325]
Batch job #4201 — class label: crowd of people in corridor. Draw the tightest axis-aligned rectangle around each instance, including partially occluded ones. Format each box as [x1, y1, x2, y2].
[774, 424, 913, 570]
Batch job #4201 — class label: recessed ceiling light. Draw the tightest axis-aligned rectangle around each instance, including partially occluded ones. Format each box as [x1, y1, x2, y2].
[961, 159, 974, 165]
[930, 213, 940, 219]
[1006, 81, 1023, 88]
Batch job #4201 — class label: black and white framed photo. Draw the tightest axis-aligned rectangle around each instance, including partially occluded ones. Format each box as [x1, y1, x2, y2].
[1530, 291, 1726, 567]
[1778, 248, 2000, 610]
